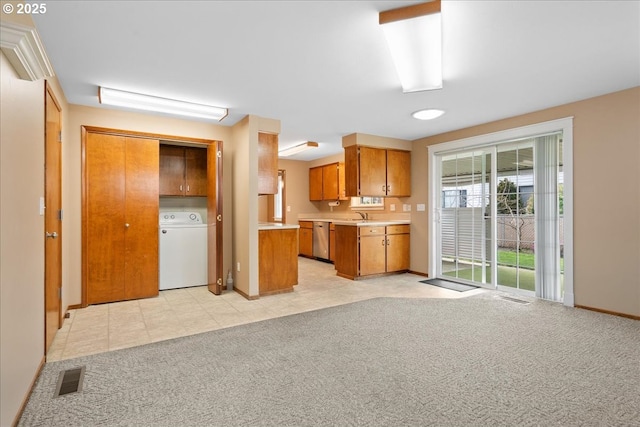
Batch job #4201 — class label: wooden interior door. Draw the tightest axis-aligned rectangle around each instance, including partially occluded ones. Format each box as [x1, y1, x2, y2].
[207, 141, 224, 295]
[358, 146, 387, 196]
[85, 133, 127, 304]
[44, 82, 62, 353]
[124, 137, 159, 300]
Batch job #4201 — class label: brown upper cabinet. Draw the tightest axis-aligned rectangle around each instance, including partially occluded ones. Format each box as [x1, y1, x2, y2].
[159, 144, 207, 196]
[309, 162, 347, 201]
[258, 132, 279, 195]
[345, 145, 411, 197]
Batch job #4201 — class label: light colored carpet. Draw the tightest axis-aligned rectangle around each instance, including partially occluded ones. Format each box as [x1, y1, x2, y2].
[19, 293, 640, 426]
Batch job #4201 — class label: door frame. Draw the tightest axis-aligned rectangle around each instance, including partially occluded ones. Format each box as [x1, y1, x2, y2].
[427, 117, 574, 306]
[44, 81, 62, 353]
[81, 126, 224, 305]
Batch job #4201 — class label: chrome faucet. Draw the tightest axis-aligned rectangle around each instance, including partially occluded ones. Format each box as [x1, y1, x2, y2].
[356, 211, 368, 220]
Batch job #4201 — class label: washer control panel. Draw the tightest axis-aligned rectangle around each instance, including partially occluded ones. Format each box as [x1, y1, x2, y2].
[159, 212, 203, 225]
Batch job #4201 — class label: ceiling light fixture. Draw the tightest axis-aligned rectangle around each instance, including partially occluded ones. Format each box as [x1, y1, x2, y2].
[98, 87, 228, 121]
[278, 141, 319, 157]
[379, 0, 442, 92]
[412, 108, 445, 120]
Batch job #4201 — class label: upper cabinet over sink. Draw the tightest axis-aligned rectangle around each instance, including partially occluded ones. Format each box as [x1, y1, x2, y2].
[344, 145, 411, 197]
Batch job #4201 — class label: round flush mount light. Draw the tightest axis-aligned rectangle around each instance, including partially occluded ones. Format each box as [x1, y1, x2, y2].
[412, 109, 445, 120]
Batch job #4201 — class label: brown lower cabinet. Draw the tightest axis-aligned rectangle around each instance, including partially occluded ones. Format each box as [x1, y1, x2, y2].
[259, 228, 298, 295]
[84, 132, 160, 304]
[299, 221, 313, 257]
[335, 224, 409, 279]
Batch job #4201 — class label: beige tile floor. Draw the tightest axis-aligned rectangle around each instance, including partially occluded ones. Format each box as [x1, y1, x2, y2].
[47, 257, 485, 362]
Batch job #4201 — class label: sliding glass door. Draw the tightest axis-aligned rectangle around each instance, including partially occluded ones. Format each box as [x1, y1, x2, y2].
[434, 132, 564, 301]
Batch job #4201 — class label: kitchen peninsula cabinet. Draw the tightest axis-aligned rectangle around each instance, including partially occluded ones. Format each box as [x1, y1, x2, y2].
[309, 162, 347, 201]
[334, 223, 410, 279]
[85, 132, 159, 304]
[344, 146, 411, 197]
[259, 224, 299, 295]
[159, 145, 207, 196]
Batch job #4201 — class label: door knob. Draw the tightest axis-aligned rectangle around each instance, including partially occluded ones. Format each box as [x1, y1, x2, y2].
[125, 223, 130, 228]
[45, 231, 58, 239]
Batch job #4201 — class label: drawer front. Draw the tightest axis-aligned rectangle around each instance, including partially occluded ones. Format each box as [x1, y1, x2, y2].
[299, 221, 314, 229]
[386, 224, 410, 235]
[359, 226, 385, 236]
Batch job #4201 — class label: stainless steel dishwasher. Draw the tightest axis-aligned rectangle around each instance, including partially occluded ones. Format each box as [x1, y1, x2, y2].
[312, 221, 330, 260]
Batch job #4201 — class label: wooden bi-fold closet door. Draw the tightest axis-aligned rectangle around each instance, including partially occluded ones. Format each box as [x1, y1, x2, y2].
[84, 131, 159, 305]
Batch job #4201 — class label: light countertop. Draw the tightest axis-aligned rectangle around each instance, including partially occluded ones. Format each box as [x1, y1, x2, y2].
[258, 222, 300, 230]
[298, 218, 410, 227]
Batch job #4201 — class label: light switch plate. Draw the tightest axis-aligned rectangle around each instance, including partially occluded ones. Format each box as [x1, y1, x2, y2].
[39, 197, 45, 216]
[417, 204, 426, 212]
[287, 206, 291, 212]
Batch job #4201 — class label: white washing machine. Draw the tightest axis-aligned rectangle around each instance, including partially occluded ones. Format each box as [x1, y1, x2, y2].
[159, 212, 208, 290]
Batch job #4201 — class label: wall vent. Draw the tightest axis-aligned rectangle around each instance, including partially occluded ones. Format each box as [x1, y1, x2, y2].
[54, 366, 85, 397]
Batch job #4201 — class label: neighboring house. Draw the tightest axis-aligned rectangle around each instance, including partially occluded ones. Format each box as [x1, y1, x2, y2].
[1, 13, 639, 427]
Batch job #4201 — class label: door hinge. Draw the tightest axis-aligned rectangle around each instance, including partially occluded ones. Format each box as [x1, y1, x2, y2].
[58, 209, 63, 220]
[58, 131, 62, 142]
[216, 150, 222, 158]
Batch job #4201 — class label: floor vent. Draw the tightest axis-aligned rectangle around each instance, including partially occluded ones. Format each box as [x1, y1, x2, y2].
[500, 296, 531, 305]
[54, 366, 85, 397]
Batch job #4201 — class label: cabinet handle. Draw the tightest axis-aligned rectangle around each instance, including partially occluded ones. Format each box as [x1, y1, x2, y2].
[125, 223, 130, 228]
[382, 184, 386, 192]
[216, 214, 222, 222]
[382, 239, 385, 246]
[187, 185, 190, 192]
[179, 185, 183, 192]
[387, 239, 390, 245]
[387, 185, 391, 193]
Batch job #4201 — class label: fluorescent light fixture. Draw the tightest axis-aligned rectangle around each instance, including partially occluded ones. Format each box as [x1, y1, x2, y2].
[278, 141, 319, 157]
[380, 1, 442, 92]
[412, 109, 445, 120]
[98, 87, 228, 121]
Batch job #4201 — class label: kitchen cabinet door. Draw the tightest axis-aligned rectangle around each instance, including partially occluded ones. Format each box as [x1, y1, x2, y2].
[386, 149, 411, 197]
[258, 132, 278, 195]
[358, 146, 388, 197]
[386, 233, 410, 272]
[359, 234, 387, 276]
[309, 166, 323, 201]
[322, 164, 339, 200]
[159, 145, 185, 196]
[299, 221, 314, 257]
[185, 147, 208, 196]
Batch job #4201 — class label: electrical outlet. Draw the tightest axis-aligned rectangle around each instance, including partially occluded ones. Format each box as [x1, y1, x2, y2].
[390, 204, 396, 211]
[237, 262, 240, 272]
[286, 206, 291, 212]
[403, 204, 411, 212]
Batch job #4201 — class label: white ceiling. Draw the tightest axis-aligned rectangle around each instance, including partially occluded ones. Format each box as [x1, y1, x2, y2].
[32, 1, 639, 161]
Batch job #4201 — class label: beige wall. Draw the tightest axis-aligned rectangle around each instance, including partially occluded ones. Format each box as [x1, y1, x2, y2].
[0, 50, 46, 427]
[411, 87, 640, 317]
[0, 9, 70, 425]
